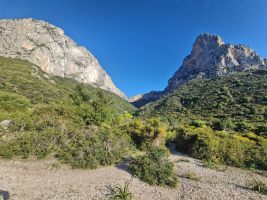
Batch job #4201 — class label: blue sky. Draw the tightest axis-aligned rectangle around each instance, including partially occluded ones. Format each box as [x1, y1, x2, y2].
[0, 0, 267, 97]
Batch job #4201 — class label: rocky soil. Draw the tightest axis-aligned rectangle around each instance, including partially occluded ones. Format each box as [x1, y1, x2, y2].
[0, 149, 266, 200]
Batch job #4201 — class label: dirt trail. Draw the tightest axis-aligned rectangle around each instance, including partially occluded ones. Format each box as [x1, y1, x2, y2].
[0, 150, 266, 200]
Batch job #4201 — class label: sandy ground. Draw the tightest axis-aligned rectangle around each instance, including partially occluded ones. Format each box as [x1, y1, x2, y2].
[0, 149, 267, 200]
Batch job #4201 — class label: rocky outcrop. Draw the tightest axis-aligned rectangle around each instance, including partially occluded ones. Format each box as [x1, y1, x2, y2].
[132, 33, 267, 107]
[129, 91, 163, 107]
[166, 33, 266, 92]
[0, 18, 126, 99]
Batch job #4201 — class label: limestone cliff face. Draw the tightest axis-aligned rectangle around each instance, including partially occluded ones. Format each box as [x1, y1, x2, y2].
[132, 33, 267, 107]
[0, 18, 126, 99]
[166, 34, 266, 91]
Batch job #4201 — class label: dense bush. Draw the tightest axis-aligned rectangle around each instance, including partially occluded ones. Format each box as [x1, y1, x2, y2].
[129, 148, 178, 188]
[127, 118, 168, 150]
[175, 125, 267, 169]
[1, 59, 173, 169]
[139, 70, 267, 134]
[57, 124, 133, 169]
[0, 55, 267, 177]
[0, 57, 135, 168]
[0, 115, 134, 168]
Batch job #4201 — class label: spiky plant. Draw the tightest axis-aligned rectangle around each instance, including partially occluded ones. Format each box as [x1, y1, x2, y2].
[109, 181, 132, 200]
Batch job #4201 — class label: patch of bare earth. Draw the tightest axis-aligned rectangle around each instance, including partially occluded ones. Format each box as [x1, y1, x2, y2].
[0, 150, 266, 200]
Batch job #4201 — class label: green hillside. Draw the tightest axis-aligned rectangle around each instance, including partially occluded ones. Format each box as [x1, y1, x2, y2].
[139, 70, 267, 136]
[0, 56, 137, 168]
[136, 70, 267, 169]
[0, 57, 179, 186]
[0, 56, 134, 116]
[1, 56, 267, 176]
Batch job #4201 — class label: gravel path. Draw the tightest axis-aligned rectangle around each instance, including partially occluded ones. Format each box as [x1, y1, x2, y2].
[0, 149, 266, 200]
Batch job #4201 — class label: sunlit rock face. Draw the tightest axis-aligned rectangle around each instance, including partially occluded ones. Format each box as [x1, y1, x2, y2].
[132, 33, 267, 107]
[166, 33, 266, 91]
[0, 18, 126, 99]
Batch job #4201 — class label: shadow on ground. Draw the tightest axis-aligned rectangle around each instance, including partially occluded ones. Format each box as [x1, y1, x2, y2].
[116, 157, 133, 173]
[0, 190, 10, 200]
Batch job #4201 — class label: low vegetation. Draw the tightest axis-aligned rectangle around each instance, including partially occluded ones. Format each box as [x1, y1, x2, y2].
[129, 148, 178, 188]
[0, 57, 178, 187]
[0, 56, 266, 189]
[139, 70, 267, 136]
[138, 70, 267, 170]
[249, 179, 267, 194]
[0, 57, 135, 168]
[175, 125, 267, 170]
[185, 171, 201, 181]
[109, 181, 132, 200]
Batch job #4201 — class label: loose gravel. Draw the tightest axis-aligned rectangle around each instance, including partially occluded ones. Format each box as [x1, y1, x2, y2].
[0, 149, 266, 200]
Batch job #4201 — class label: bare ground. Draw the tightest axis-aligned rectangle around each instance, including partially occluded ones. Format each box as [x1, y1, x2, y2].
[0, 149, 267, 200]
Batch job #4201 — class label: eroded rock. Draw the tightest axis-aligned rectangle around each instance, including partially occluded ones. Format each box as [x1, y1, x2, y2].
[0, 18, 126, 99]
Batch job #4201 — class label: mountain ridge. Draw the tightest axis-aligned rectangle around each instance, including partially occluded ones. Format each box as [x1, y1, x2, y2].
[0, 18, 126, 99]
[132, 33, 267, 107]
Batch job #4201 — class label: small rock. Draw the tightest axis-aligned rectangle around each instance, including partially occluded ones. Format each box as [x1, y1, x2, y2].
[0, 119, 12, 129]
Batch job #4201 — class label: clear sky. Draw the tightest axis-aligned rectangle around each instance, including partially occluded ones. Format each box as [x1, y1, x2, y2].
[0, 0, 267, 97]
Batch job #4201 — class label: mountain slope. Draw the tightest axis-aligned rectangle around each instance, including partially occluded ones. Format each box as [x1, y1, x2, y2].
[138, 70, 267, 135]
[0, 56, 134, 120]
[0, 56, 135, 167]
[132, 34, 267, 107]
[0, 18, 126, 98]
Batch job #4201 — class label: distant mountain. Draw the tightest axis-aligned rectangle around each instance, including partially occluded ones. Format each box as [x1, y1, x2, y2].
[129, 91, 163, 108]
[132, 33, 267, 107]
[0, 18, 126, 99]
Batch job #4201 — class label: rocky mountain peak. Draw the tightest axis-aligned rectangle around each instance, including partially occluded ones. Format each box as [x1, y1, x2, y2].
[132, 33, 266, 107]
[166, 33, 266, 92]
[0, 18, 126, 99]
[192, 33, 224, 56]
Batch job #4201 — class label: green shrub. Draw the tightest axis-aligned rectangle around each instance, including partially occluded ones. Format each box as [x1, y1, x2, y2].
[109, 181, 132, 200]
[191, 119, 206, 127]
[175, 125, 267, 170]
[235, 121, 254, 132]
[56, 124, 133, 169]
[0, 91, 31, 120]
[127, 118, 168, 150]
[175, 126, 219, 160]
[129, 148, 178, 188]
[249, 179, 267, 194]
[0, 141, 14, 159]
[203, 159, 219, 169]
[191, 130, 219, 160]
[218, 137, 246, 167]
[212, 118, 235, 131]
[185, 171, 201, 181]
[244, 141, 267, 169]
[0, 56, 135, 169]
[139, 70, 267, 135]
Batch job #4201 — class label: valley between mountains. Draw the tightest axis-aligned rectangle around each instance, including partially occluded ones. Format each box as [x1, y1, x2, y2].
[0, 19, 267, 200]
